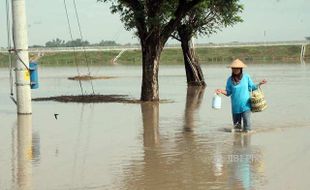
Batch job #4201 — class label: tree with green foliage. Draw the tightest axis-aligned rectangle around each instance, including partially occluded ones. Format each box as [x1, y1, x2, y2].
[30, 45, 44, 48]
[172, 0, 243, 86]
[45, 38, 66, 47]
[65, 38, 90, 47]
[96, 40, 119, 46]
[99, 0, 210, 101]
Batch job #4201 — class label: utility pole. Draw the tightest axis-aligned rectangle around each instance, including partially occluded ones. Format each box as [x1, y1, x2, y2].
[12, 0, 32, 114]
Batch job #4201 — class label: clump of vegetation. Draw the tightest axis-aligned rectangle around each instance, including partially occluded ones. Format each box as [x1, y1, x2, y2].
[43, 38, 120, 47]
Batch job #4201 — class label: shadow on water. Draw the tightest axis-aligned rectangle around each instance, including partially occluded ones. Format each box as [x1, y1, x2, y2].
[119, 86, 266, 190]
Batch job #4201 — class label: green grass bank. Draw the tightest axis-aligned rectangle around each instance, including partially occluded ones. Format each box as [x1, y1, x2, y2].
[0, 45, 309, 67]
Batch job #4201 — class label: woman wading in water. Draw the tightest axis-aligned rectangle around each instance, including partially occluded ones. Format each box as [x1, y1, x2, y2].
[216, 59, 267, 133]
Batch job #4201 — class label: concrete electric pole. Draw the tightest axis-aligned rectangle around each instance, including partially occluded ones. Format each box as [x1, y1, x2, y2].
[12, 0, 32, 114]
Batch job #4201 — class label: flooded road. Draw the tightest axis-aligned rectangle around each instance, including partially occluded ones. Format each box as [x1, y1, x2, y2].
[1, 63, 310, 189]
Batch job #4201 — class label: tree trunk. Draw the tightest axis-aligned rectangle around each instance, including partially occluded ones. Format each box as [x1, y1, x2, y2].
[178, 27, 206, 86]
[140, 38, 163, 101]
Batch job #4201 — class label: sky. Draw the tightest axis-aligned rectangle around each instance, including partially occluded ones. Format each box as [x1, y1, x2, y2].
[0, 0, 309, 47]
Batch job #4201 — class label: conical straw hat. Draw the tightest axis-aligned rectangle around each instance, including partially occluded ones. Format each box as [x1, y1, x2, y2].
[228, 59, 247, 68]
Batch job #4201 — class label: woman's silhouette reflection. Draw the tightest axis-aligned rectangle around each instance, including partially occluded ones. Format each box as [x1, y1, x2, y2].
[228, 134, 265, 190]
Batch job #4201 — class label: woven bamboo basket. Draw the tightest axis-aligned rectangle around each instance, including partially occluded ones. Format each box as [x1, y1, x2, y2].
[251, 87, 267, 112]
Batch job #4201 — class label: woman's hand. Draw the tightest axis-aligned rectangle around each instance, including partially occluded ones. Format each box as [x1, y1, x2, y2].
[215, 89, 224, 95]
[259, 79, 267, 86]
[216, 89, 228, 96]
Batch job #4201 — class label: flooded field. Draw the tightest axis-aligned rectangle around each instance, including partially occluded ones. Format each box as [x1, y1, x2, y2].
[1, 63, 310, 190]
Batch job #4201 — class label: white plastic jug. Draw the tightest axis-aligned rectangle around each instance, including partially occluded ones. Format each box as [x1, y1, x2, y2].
[212, 94, 221, 109]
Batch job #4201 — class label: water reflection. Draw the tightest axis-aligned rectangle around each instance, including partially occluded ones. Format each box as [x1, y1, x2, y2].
[227, 134, 265, 190]
[183, 86, 205, 132]
[122, 87, 220, 189]
[11, 115, 41, 190]
[2, 64, 310, 189]
[120, 86, 266, 189]
[13, 115, 33, 190]
[141, 102, 160, 147]
[71, 104, 95, 187]
[300, 59, 306, 68]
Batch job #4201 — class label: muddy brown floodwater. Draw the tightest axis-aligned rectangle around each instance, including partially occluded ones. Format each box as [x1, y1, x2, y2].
[1, 63, 310, 190]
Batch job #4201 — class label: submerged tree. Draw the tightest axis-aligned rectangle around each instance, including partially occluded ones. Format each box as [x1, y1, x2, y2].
[171, 0, 243, 86]
[99, 0, 211, 101]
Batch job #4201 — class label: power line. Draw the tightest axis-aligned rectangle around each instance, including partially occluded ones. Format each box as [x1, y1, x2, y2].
[73, 0, 95, 94]
[63, 0, 84, 95]
[6, 0, 14, 97]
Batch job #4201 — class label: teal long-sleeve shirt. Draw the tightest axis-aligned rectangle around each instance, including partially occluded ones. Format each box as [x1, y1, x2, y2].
[226, 73, 258, 114]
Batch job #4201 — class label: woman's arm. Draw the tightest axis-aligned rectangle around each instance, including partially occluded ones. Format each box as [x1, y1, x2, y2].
[248, 75, 267, 91]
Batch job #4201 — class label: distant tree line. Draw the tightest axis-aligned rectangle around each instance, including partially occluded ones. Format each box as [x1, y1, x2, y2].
[29, 38, 123, 48]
